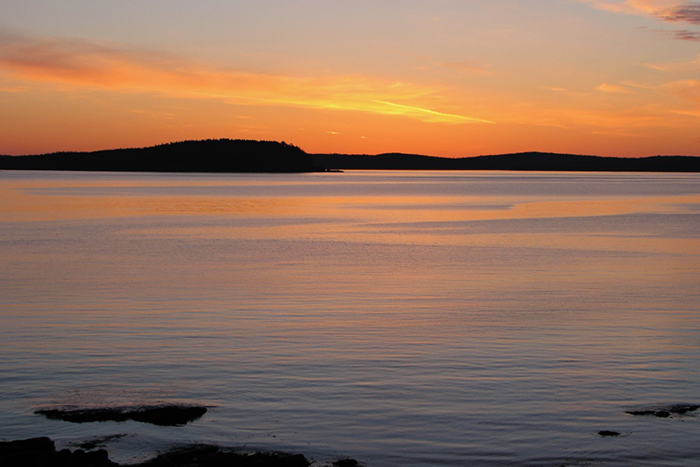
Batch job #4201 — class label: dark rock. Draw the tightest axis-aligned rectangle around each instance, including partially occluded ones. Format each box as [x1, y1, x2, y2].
[0, 437, 116, 467]
[0, 437, 56, 454]
[625, 410, 656, 416]
[2, 437, 323, 467]
[333, 459, 360, 467]
[36, 404, 208, 426]
[129, 406, 207, 426]
[141, 444, 310, 467]
[75, 434, 127, 450]
[625, 404, 699, 418]
[597, 431, 620, 437]
[0, 437, 56, 466]
[668, 404, 700, 414]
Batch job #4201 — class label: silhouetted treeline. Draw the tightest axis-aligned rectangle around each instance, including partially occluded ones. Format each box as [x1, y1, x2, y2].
[2, 142, 698, 173]
[311, 152, 700, 172]
[0, 139, 316, 173]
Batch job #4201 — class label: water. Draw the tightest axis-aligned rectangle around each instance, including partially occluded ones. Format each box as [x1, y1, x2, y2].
[0, 170, 698, 466]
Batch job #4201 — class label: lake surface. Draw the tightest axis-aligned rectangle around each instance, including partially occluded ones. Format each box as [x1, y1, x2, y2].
[0, 170, 698, 466]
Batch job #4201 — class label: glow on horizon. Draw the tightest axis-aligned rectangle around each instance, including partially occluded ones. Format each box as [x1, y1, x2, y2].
[0, 0, 699, 157]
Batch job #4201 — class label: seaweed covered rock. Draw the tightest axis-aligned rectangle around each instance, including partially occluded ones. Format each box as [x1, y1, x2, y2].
[0, 437, 116, 467]
[625, 404, 699, 418]
[36, 404, 207, 426]
[141, 445, 310, 467]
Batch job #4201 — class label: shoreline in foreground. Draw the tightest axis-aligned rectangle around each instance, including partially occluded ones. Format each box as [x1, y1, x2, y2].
[0, 437, 361, 467]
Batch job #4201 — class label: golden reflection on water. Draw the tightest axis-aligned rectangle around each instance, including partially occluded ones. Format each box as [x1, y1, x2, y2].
[1, 173, 700, 466]
[2, 176, 699, 256]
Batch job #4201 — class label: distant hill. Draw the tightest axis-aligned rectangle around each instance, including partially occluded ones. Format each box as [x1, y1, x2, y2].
[1, 141, 698, 173]
[0, 139, 317, 173]
[311, 152, 700, 172]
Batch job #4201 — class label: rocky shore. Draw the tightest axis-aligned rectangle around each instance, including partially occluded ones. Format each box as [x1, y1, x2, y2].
[35, 404, 208, 427]
[11, 403, 363, 466]
[11, 402, 696, 466]
[0, 437, 361, 467]
[625, 404, 699, 418]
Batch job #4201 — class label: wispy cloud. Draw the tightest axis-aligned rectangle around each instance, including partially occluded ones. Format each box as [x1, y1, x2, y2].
[670, 28, 700, 39]
[0, 32, 488, 124]
[649, 27, 700, 40]
[371, 100, 493, 124]
[645, 54, 700, 71]
[582, 1, 700, 40]
[583, 0, 682, 16]
[583, 1, 683, 17]
[663, 79, 700, 106]
[660, 2, 700, 24]
[596, 83, 633, 93]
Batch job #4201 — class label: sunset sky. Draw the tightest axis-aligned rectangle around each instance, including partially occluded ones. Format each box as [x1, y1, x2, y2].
[1, 0, 699, 157]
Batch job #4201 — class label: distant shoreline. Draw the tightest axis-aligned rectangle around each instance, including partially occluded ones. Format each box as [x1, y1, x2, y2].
[310, 152, 700, 173]
[1, 139, 699, 173]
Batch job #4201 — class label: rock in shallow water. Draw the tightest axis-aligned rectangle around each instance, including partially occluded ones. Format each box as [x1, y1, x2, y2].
[0, 438, 313, 467]
[625, 404, 699, 418]
[0, 437, 116, 466]
[141, 445, 310, 467]
[35, 404, 208, 426]
[75, 434, 128, 451]
[332, 459, 360, 467]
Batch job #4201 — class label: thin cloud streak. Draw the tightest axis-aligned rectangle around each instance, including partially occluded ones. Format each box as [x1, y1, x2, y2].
[582, 0, 700, 40]
[663, 79, 700, 106]
[0, 32, 487, 125]
[661, 3, 700, 24]
[596, 83, 633, 93]
[583, 0, 683, 16]
[371, 100, 494, 124]
[645, 54, 700, 71]
[671, 28, 700, 39]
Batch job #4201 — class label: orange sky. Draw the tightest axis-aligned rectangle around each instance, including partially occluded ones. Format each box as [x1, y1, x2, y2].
[1, 0, 699, 157]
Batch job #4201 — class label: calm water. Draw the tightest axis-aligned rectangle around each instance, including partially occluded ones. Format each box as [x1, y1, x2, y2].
[0, 170, 699, 466]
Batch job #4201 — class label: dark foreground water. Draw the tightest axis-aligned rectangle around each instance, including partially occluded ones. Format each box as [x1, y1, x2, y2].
[1, 170, 698, 466]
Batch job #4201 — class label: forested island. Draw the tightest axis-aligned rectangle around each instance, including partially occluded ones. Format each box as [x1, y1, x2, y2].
[1, 139, 699, 173]
[0, 140, 316, 173]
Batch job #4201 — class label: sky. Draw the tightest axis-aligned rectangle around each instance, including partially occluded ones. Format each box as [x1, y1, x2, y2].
[0, 0, 699, 157]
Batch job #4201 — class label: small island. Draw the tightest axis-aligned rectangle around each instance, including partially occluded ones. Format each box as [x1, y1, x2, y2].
[0, 140, 317, 174]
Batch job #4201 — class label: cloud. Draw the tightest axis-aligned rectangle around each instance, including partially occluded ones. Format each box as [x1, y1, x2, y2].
[663, 79, 700, 106]
[582, 0, 683, 16]
[370, 100, 493, 123]
[0, 32, 489, 124]
[582, 1, 700, 40]
[649, 27, 700, 40]
[645, 54, 700, 72]
[670, 28, 700, 39]
[659, 3, 700, 24]
[596, 83, 633, 93]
